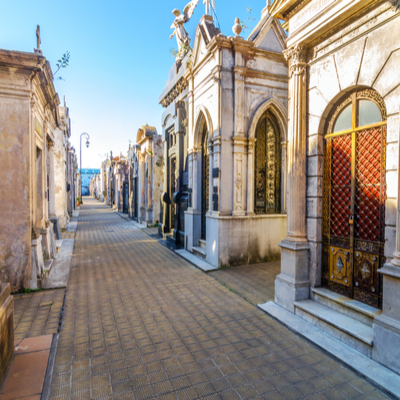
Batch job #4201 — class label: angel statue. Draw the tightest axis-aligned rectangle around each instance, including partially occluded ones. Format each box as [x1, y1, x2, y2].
[170, 0, 199, 60]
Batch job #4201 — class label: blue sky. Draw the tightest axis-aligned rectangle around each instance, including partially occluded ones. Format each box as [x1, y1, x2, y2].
[0, 0, 270, 168]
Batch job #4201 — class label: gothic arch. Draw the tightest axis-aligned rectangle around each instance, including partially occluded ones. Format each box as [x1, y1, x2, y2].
[194, 105, 213, 149]
[248, 97, 287, 141]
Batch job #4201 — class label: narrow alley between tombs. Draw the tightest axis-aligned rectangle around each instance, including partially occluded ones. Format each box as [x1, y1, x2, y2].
[47, 198, 389, 400]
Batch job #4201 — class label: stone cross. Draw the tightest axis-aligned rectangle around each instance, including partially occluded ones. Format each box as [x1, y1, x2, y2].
[34, 25, 43, 55]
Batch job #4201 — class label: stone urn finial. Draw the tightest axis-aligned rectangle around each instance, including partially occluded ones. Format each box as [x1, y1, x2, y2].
[232, 17, 242, 37]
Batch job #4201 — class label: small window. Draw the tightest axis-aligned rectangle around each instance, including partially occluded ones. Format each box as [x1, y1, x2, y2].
[357, 99, 382, 128]
[333, 103, 352, 133]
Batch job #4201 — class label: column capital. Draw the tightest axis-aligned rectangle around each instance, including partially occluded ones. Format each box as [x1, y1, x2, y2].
[283, 44, 308, 74]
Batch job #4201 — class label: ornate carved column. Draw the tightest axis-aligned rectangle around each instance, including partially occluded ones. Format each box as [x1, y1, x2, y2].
[232, 137, 247, 216]
[275, 44, 310, 313]
[246, 138, 256, 215]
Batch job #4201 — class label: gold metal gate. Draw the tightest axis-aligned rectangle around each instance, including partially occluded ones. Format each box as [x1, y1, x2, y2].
[322, 90, 387, 308]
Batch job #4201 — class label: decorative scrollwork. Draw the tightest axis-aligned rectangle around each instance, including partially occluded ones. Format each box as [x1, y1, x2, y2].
[160, 78, 189, 108]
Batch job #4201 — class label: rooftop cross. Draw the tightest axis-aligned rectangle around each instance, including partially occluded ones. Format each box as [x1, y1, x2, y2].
[34, 25, 42, 55]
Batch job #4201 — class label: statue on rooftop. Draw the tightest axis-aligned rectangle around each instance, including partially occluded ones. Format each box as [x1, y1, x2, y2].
[170, 0, 199, 60]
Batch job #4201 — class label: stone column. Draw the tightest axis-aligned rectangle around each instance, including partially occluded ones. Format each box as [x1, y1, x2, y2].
[208, 140, 213, 213]
[232, 137, 247, 216]
[247, 138, 256, 215]
[372, 126, 400, 374]
[275, 44, 310, 313]
[193, 150, 200, 211]
[147, 153, 152, 210]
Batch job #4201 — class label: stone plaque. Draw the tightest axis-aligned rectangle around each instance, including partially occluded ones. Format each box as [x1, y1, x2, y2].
[291, 0, 336, 32]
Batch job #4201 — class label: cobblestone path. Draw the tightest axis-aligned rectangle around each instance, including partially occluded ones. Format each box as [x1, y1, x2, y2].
[209, 262, 281, 306]
[14, 289, 64, 340]
[49, 199, 389, 400]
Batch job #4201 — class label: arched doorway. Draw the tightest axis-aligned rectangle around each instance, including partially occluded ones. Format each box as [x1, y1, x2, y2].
[254, 110, 281, 214]
[201, 121, 209, 240]
[322, 89, 387, 308]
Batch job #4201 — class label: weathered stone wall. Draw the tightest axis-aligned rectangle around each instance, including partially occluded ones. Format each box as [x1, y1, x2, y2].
[54, 127, 68, 228]
[0, 90, 31, 290]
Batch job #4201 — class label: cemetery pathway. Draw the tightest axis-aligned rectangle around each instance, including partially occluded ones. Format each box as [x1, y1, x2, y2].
[49, 198, 390, 400]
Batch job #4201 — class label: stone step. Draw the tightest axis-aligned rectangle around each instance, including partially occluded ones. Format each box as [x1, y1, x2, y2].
[294, 299, 373, 357]
[199, 239, 206, 249]
[311, 288, 382, 327]
[192, 246, 206, 260]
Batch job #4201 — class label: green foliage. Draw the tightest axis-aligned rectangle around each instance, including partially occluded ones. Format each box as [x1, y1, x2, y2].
[169, 47, 179, 60]
[54, 51, 70, 81]
[240, 7, 255, 32]
[77, 196, 81, 204]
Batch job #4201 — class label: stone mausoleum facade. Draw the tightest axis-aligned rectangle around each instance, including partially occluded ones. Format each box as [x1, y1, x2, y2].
[184, 11, 289, 268]
[128, 126, 163, 225]
[263, 0, 400, 377]
[0, 48, 73, 291]
[159, 6, 289, 268]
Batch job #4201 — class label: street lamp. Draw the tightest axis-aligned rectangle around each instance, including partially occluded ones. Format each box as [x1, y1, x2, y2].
[80, 132, 90, 204]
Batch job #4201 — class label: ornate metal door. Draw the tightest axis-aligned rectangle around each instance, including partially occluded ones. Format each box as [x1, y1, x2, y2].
[201, 127, 209, 240]
[255, 111, 281, 214]
[322, 90, 387, 308]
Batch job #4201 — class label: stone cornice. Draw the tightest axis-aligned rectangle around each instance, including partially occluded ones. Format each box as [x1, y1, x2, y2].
[0, 49, 60, 125]
[160, 77, 188, 108]
[270, 0, 308, 20]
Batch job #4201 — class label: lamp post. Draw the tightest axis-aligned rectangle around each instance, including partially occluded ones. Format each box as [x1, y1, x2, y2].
[80, 132, 90, 205]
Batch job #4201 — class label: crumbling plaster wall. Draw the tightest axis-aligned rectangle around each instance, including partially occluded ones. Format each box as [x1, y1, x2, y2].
[54, 127, 68, 228]
[0, 91, 31, 290]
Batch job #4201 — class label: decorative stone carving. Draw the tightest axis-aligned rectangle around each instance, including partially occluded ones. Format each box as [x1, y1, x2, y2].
[161, 78, 189, 108]
[170, 0, 199, 60]
[232, 17, 242, 37]
[282, 43, 308, 242]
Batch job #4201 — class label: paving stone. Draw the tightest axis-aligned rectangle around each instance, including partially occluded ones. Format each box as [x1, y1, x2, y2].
[46, 199, 391, 400]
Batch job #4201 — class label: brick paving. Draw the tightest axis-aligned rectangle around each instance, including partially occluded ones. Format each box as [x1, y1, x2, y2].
[209, 262, 281, 306]
[48, 199, 390, 400]
[13, 289, 64, 340]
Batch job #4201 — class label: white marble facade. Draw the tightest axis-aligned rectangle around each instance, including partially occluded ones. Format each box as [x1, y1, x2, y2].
[269, 0, 400, 375]
[183, 10, 289, 268]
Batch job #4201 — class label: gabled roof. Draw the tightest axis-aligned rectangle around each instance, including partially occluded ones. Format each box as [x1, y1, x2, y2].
[247, 11, 287, 52]
[191, 15, 220, 68]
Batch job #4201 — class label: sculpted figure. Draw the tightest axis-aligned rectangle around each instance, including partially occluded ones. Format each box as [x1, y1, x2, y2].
[170, 0, 199, 59]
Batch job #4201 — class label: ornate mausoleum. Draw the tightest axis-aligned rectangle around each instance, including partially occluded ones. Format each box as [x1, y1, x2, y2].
[261, 0, 400, 378]
[159, 5, 289, 267]
[185, 11, 289, 267]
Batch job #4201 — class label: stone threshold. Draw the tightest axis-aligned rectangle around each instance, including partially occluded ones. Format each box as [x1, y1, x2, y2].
[175, 249, 218, 272]
[0, 334, 58, 400]
[258, 301, 400, 399]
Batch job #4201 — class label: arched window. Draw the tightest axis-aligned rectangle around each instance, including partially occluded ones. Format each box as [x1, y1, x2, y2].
[254, 110, 281, 214]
